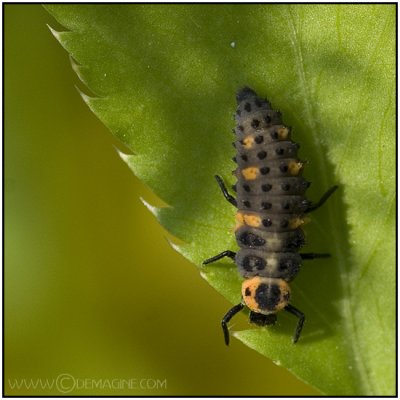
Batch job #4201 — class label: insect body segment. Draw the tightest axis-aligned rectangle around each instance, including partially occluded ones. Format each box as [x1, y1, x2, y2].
[203, 87, 338, 345]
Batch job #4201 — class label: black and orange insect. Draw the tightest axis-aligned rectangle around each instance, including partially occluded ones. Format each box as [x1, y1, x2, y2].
[203, 87, 338, 345]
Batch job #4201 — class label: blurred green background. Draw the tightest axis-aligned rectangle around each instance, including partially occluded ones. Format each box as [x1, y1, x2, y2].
[5, 4, 318, 395]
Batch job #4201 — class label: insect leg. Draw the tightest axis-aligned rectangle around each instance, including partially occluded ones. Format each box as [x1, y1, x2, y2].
[284, 304, 305, 344]
[215, 175, 237, 206]
[306, 185, 338, 213]
[203, 250, 236, 265]
[300, 253, 330, 260]
[221, 303, 244, 346]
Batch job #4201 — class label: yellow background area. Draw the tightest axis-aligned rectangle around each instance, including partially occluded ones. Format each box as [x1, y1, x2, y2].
[4, 5, 318, 395]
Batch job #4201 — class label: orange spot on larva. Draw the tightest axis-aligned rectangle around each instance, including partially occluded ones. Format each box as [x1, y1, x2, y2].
[234, 212, 245, 231]
[288, 160, 304, 176]
[241, 167, 259, 180]
[244, 214, 262, 227]
[289, 216, 311, 229]
[277, 127, 289, 140]
[242, 135, 254, 149]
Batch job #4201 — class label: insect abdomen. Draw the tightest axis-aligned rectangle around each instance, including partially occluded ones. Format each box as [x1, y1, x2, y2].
[234, 88, 309, 282]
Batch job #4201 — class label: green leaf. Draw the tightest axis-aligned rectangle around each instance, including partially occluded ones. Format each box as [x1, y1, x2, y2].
[45, 4, 395, 395]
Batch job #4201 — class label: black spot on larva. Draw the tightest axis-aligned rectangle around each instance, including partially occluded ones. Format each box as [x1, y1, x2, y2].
[261, 202, 272, 210]
[243, 255, 266, 271]
[239, 232, 266, 247]
[276, 148, 284, 155]
[255, 283, 281, 310]
[241, 154, 248, 161]
[262, 184, 272, 192]
[245, 287, 251, 296]
[257, 151, 267, 160]
[239, 125, 244, 132]
[251, 119, 260, 129]
[255, 98, 262, 107]
[271, 131, 279, 140]
[243, 184, 251, 192]
[280, 219, 289, 228]
[260, 166, 269, 175]
[244, 102, 252, 112]
[243, 200, 251, 208]
[280, 259, 298, 276]
[280, 164, 288, 172]
[282, 201, 290, 210]
[282, 183, 291, 191]
[264, 115, 272, 124]
[242, 260, 254, 272]
[279, 262, 287, 271]
[232, 184, 237, 192]
[256, 261, 266, 270]
[262, 218, 272, 227]
[255, 135, 264, 144]
[287, 231, 305, 249]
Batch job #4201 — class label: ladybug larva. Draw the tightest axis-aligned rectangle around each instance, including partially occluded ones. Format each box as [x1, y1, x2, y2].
[203, 87, 338, 345]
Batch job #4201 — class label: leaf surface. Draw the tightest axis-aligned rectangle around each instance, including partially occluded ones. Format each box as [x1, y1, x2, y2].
[45, 4, 396, 395]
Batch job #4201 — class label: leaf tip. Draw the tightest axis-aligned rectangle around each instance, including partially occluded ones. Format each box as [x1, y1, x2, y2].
[273, 359, 282, 367]
[140, 197, 160, 218]
[115, 148, 132, 164]
[166, 239, 184, 255]
[69, 55, 85, 81]
[199, 270, 208, 280]
[46, 24, 62, 42]
[74, 85, 94, 106]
